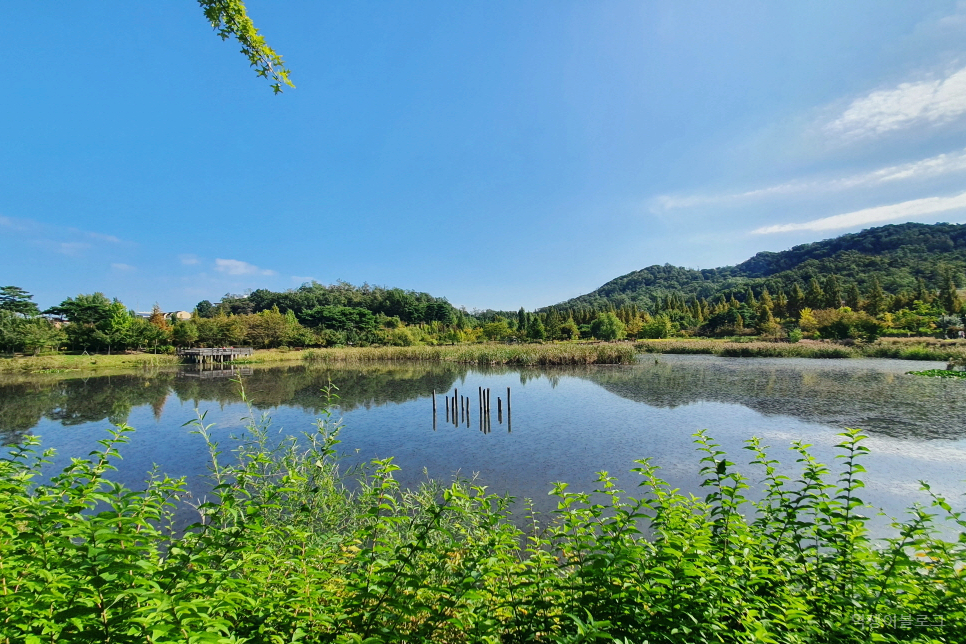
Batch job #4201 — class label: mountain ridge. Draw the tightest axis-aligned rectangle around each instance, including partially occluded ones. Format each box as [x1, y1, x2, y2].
[554, 222, 966, 310]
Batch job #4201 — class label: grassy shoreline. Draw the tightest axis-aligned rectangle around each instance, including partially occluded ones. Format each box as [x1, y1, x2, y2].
[301, 342, 637, 365]
[2, 337, 963, 374]
[637, 337, 966, 361]
[0, 352, 180, 373]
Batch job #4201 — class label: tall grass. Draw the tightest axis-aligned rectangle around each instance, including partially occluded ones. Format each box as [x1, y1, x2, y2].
[638, 338, 966, 361]
[637, 339, 856, 358]
[302, 342, 636, 365]
[3, 397, 963, 642]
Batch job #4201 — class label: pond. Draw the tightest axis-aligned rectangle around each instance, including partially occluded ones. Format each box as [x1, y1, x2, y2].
[3, 355, 965, 531]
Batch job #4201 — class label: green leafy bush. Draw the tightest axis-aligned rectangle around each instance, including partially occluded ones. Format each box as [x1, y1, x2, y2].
[2, 398, 963, 642]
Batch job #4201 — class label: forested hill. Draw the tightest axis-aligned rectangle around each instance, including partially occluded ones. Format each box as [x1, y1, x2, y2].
[556, 222, 966, 311]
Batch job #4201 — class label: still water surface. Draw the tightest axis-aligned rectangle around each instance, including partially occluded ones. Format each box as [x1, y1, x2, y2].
[2, 355, 965, 526]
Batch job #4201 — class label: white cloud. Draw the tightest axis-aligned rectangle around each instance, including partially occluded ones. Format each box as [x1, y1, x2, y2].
[291, 275, 318, 284]
[111, 263, 136, 271]
[83, 231, 122, 243]
[214, 258, 276, 276]
[653, 147, 966, 212]
[179, 254, 200, 265]
[826, 66, 966, 140]
[752, 190, 966, 234]
[56, 242, 92, 256]
[0, 214, 129, 254]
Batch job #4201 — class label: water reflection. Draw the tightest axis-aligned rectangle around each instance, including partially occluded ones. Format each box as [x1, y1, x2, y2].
[3, 356, 965, 534]
[3, 357, 966, 444]
[586, 356, 966, 441]
[0, 363, 467, 444]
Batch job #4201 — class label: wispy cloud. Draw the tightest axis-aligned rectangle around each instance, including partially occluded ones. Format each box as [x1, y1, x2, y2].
[179, 254, 200, 265]
[752, 190, 966, 234]
[83, 231, 122, 243]
[111, 263, 136, 271]
[57, 242, 92, 257]
[0, 214, 128, 254]
[214, 258, 277, 276]
[0, 215, 31, 232]
[653, 147, 966, 212]
[826, 66, 966, 140]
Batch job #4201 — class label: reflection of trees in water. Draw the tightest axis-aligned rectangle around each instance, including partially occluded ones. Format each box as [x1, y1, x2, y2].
[169, 364, 467, 413]
[583, 362, 966, 440]
[5, 359, 962, 445]
[0, 372, 178, 444]
[1, 364, 466, 444]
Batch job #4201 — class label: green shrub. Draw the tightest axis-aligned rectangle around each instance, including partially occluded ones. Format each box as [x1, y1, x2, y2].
[2, 399, 963, 642]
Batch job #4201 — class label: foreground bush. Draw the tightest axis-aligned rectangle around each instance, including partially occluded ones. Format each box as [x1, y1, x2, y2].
[1, 401, 963, 642]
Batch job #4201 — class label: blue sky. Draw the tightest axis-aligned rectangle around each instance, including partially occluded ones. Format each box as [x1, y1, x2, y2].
[4, 1, 966, 312]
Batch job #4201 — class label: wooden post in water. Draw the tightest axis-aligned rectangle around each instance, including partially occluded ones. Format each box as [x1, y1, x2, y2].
[507, 387, 511, 432]
[497, 397, 502, 424]
[485, 388, 491, 433]
[445, 396, 449, 423]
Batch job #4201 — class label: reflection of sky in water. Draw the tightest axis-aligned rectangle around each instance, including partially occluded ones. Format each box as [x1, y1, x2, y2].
[4, 356, 966, 535]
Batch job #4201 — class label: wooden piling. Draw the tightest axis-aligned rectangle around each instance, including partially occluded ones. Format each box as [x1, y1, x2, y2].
[445, 396, 449, 422]
[507, 387, 511, 432]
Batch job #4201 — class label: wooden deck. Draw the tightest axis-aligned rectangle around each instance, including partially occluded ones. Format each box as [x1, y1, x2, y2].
[177, 347, 254, 364]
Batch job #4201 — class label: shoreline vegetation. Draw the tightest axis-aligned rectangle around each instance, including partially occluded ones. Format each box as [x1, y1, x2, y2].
[4, 336, 966, 373]
[3, 403, 962, 642]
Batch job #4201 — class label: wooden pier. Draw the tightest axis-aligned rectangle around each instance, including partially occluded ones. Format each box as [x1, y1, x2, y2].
[177, 347, 254, 364]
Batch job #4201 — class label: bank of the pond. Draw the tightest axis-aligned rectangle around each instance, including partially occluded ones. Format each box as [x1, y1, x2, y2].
[301, 342, 637, 365]
[0, 352, 179, 373]
[637, 337, 966, 361]
[0, 344, 635, 372]
[4, 336, 966, 374]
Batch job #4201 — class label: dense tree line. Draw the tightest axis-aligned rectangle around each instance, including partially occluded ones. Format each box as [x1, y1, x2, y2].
[198, 281, 458, 326]
[8, 222, 966, 356]
[561, 222, 966, 311]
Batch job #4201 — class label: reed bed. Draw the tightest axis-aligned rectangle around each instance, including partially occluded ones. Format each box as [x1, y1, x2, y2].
[636, 338, 966, 361]
[302, 342, 636, 365]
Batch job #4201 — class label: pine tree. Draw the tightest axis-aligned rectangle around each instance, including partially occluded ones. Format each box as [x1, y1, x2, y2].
[756, 306, 779, 336]
[823, 275, 842, 309]
[864, 277, 886, 316]
[745, 287, 757, 309]
[526, 316, 546, 341]
[148, 304, 170, 332]
[789, 283, 806, 317]
[517, 307, 527, 332]
[805, 278, 825, 309]
[775, 290, 788, 319]
[0, 286, 40, 316]
[545, 308, 562, 340]
[759, 287, 773, 312]
[938, 268, 962, 314]
[845, 283, 861, 310]
[914, 277, 931, 304]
